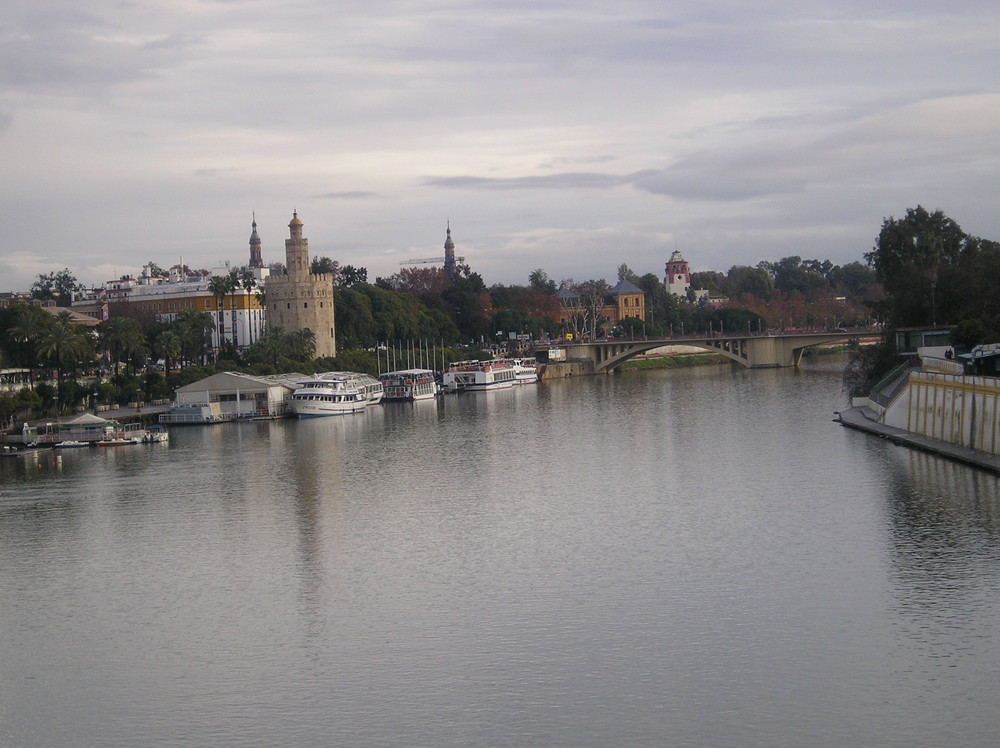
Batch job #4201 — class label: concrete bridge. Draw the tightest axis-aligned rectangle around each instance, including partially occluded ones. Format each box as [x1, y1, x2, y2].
[535, 331, 869, 373]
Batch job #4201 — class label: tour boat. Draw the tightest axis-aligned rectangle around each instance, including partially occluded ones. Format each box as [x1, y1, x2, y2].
[501, 358, 539, 384]
[379, 369, 438, 401]
[289, 373, 372, 417]
[442, 360, 516, 392]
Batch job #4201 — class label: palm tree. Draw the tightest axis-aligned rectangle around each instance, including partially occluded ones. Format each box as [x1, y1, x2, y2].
[290, 328, 317, 361]
[36, 312, 94, 411]
[175, 307, 215, 365]
[154, 330, 182, 375]
[99, 316, 145, 376]
[8, 305, 48, 383]
[207, 275, 230, 352]
[240, 270, 258, 345]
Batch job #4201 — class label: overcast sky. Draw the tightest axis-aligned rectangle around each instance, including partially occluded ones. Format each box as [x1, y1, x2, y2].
[3, 1, 998, 293]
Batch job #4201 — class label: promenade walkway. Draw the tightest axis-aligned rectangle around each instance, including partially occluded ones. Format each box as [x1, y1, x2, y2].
[835, 406, 1000, 474]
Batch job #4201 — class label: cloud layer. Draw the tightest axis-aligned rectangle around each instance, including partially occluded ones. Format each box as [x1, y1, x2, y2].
[2, 1, 998, 290]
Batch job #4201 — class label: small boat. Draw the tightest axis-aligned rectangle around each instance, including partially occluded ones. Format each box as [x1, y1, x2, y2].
[289, 373, 371, 417]
[379, 369, 438, 401]
[442, 360, 516, 392]
[141, 425, 169, 443]
[95, 437, 143, 446]
[54, 440, 90, 449]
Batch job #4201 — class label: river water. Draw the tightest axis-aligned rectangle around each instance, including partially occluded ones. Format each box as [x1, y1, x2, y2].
[2, 356, 1000, 747]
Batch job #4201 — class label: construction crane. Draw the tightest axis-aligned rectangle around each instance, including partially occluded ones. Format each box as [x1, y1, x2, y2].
[398, 223, 464, 280]
[399, 256, 465, 265]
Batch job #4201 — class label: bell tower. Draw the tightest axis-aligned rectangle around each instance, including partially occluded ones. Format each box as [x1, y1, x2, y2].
[248, 213, 264, 269]
[665, 250, 691, 297]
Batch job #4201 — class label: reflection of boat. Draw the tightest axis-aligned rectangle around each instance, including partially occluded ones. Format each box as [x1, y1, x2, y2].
[54, 440, 89, 449]
[379, 369, 438, 401]
[2, 443, 46, 457]
[289, 373, 371, 417]
[442, 360, 516, 392]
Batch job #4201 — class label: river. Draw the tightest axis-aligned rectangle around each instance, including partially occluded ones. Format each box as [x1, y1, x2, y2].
[2, 356, 1000, 747]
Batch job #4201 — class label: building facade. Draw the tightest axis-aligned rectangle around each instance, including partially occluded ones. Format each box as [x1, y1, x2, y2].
[264, 212, 336, 358]
[123, 265, 268, 350]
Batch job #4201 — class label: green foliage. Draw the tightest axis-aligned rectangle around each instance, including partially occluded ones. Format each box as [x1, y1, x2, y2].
[950, 319, 995, 351]
[528, 269, 557, 294]
[843, 339, 900, 399]
[865, 205, 975, 327]
[30, 268, 82, 306]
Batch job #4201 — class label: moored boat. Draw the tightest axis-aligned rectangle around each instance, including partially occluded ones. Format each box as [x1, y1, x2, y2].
[379, 369, 438, 401]
[442, 360, 515, 392]
[54, 440, 89, 449]
[500, 358, 539, 384]
[141, 425, 169, 443]
[289, 372, 372, 417]
[95, 436, 143, 446]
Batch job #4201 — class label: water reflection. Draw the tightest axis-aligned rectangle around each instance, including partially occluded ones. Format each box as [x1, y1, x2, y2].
[3, 362, 1000, 746]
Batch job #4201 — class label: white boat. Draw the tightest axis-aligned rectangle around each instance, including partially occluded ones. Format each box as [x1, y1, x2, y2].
[289, 373, 372, 417]
[379, 369, 438, 401]
[442, 360, 516, 392]
[500, 358, 539, 384]
[54, 440, 89, 449]
[141, 425, 169, 443]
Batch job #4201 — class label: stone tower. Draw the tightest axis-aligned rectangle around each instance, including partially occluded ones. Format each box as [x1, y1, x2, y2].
[248, 214, 264, 269]
[665, 249, 691, 297]
[264, 212, 336, 358]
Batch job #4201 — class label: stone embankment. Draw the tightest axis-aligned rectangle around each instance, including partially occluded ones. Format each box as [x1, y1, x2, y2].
[836, 361, 1000, 474]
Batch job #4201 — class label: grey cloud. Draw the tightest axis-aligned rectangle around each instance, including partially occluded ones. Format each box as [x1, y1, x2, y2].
[424, 173, 636, 191]
[315, 191, 379, 200]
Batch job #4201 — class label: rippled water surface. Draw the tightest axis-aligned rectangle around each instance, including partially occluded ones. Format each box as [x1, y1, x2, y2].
[3, 358, 1000, 747]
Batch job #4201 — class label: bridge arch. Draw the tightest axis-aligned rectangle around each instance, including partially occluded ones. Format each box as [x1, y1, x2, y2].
[536, 332, 863, 373]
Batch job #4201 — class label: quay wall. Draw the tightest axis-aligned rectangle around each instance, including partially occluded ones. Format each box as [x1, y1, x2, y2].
[539, 361, 594, 379]
[883, 371, 1000, 455]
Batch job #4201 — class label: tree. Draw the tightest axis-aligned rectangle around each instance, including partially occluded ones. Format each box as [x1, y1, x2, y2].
[528, 269, 557, 295]
[311, 256, 339, 278]
[99, 316, 146, 376]
[617, 264, 640, 284]
[154, 330, 182, 375]
[865, 205, 967, 328]
[207, 275, 230, 348]
[5, 305, 49, 371]
[340, 265, 367, 287]
[240, 270, 259, 344]
[174, 307, 215, 365]
[31, 269, 82, 306]
[727, 265, 774, 300]
[36, 312, 95, 411]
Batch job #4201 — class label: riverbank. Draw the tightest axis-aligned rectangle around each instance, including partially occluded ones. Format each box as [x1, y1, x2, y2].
[835, 405, 1000, 474]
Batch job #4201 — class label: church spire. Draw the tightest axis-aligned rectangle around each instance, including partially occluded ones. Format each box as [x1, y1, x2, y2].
[248, 212, 264, 269]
